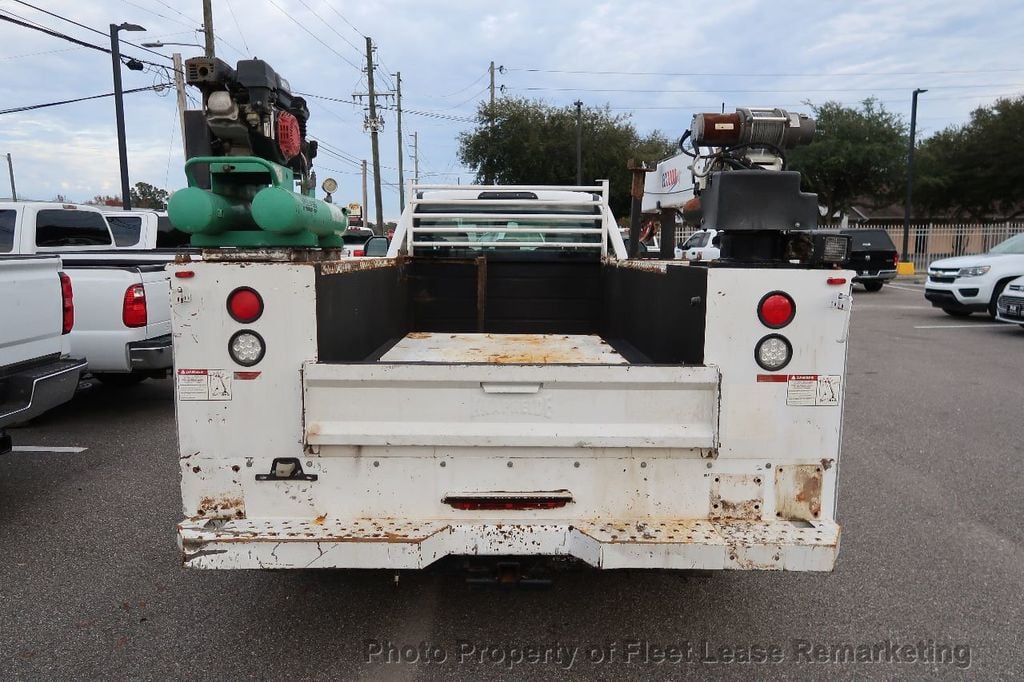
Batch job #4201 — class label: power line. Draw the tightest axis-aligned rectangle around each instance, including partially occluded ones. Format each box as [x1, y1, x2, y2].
[442, 70, 489, 97]
[298, 91, 475, 123]
[224, 0, 251, 56]
[294, 0, 362, 57]
[119, 0, 195, 29]
[5, 2, 171, 63]
[322, 0, 365, 37]
[152, 0, 193, 22]
[0, 45, 82, 60]
[506, 66, 1024, 78]
[265, 0, 361, 72]
[513, 83, 1024, 94]
[0, 83, 172, 115]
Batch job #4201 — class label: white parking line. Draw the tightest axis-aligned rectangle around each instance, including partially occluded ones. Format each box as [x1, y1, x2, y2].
[855, 305, 932, 310]
[885, 283, 927, 292]
[913, 324, 1007, 329]
[11, 446, 88, 453]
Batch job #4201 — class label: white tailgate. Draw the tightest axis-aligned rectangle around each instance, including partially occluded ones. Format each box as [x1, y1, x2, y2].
[304, 362, 720, 449]
[0, 258, 63, 367]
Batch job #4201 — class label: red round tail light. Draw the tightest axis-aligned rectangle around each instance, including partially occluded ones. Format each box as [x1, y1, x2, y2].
[227, 287, 263, 323]
[758, 291, 795, 328]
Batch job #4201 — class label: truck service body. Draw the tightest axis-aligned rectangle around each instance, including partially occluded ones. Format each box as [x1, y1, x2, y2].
[166, 60, 850, 573]
[170, 181, 853, 572]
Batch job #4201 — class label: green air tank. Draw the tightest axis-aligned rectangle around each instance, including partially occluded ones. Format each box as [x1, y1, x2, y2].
[166, 187, 252, 234]
[251, 186, 349, 235]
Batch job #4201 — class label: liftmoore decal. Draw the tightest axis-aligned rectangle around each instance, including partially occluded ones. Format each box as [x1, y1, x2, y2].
[661, 167, 679, 191]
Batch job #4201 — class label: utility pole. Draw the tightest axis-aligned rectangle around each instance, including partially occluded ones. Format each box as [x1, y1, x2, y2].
[901, 88, 927, 270]
[361, 160, 368, 227]
[395, 71, 405, 212]
[202, 0, 215, 58]
[574, 100, 583, 185]
[5, 153, 16, 201]
[172, 53, 188, 160]
[361, 36, 384, 234]
[411, 132, 419, 185]
[489, 61, 495, 107]
[485, 60, 497, 185]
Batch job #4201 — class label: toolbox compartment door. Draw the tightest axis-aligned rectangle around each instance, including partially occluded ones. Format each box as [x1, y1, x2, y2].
[303, 362, 720, 449]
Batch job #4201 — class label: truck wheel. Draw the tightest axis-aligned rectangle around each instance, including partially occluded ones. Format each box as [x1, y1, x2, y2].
[942, 308, 971, 317]
[862, 281, 884, 292]
[988, 280, 1011, 318]
[93, 373, 147, 387]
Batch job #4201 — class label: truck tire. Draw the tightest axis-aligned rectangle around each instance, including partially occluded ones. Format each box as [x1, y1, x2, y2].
[862, 281, 884, 292]
[942, 308, 971, 317]
[93, 373, 147, 387]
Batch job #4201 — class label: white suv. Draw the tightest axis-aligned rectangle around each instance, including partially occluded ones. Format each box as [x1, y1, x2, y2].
[924, 233, 1024, 317]
[994, 275, 1024, 328]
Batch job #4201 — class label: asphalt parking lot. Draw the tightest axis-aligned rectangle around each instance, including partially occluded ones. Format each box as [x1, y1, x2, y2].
[2, 282, 1022, 679]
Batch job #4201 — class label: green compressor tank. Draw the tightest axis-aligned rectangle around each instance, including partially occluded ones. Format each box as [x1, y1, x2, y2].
[168, 156, 348, 247]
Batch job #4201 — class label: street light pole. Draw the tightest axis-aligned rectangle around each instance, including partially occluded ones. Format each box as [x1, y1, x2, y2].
[109, 22, 145, 210]
[901, 88, 927, 268]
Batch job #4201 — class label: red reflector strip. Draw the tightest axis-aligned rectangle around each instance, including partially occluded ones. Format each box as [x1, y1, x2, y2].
[756, 374, 790, 382]
[827, 277, 847, 285]
[175, 271, 195, 278]
[443, 496, 572, 511]
[233, 371, 262, 380]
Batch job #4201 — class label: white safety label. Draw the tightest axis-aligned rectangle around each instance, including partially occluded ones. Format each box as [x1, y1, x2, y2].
[785, 374, 841, 406]
[177, 369, 232, 401]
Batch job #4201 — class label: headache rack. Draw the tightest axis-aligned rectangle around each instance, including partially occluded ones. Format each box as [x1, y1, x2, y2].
[387, 182, 627, 259]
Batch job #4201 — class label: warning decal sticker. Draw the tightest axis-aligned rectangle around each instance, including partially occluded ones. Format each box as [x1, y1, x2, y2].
[757, 374, 842, 406]
[177, 369, 232, 401]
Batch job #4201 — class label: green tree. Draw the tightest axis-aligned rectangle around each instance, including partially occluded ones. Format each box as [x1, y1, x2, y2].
[787, 99, 907, 222]
[915, 96, 1024, 219]
[458, 98, 675, 216]
[130, 181, 169, 210]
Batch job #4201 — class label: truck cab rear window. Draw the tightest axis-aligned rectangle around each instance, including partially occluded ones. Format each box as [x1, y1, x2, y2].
[156, 215, 190, 248]
[106, 215, 143, 247]
[0, 209, 13, 252]
[35, 210, 112, 247]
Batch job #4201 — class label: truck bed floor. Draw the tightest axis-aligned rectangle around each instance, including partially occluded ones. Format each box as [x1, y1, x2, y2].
[380, 333, 629, 364]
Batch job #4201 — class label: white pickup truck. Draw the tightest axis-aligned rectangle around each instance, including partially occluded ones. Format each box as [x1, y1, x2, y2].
[101, 209, 190, 250]
[170, 181, 854, 573]
[0, 255, 87, 453]
[1, 202, 175, 385]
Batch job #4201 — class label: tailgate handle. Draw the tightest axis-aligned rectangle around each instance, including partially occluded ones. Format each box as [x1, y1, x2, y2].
[480, 382, 542, 394]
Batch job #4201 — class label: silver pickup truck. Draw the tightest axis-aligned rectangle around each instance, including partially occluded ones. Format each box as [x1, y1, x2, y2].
[0, 255, 87, 453]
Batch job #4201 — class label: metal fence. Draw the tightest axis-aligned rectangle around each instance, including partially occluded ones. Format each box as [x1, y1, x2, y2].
[849, 222, 1024, 271]
[671, 221, 1024, 270]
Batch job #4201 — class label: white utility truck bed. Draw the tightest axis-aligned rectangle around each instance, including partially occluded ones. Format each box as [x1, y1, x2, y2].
[171, 183, 852, 573]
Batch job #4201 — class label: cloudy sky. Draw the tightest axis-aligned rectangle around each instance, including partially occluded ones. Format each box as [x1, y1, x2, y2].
[1, 0, 1022, 220]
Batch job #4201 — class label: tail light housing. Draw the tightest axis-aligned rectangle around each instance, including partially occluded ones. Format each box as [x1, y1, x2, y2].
[893, 253, 899, 268]
[755, 334, 793, 371]
[58, 271, 74, 334]
[758, 291, 796, 329]
[123, 284, 147, 328]
[228, 330, 266, 367]
[353, 249, 365, 257]
[227, 287, 263, 323]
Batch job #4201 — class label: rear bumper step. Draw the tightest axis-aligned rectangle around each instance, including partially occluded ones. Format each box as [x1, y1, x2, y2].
[178, 518, 840, 571]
